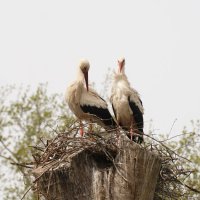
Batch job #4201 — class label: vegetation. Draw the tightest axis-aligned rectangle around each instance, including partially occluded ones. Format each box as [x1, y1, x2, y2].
[0, 84, 199, 199]
[0, 84, 73, 199]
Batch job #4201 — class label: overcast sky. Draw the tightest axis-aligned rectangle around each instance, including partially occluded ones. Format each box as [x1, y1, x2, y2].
[0, 0, 200, 136]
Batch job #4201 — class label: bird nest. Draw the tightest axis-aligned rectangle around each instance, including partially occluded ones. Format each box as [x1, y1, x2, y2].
[20, 122, 199, 200]
[146, 139, 200, 200]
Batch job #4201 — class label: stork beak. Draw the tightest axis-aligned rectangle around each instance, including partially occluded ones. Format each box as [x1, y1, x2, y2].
[83, 71, 89, 91]
[118, 60, 123, 72]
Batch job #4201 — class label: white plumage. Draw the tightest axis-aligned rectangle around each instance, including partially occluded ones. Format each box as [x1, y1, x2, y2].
[65, 59, 116, 133]
[110, 58, 144, 143]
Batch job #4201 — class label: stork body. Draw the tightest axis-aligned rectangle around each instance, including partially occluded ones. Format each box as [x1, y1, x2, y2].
[66, 60, 116, 134]
[110, 58, 144, 143]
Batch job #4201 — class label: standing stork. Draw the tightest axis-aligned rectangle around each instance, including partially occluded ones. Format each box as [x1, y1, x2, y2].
[110, 58, 144, 143]
[65, 59, 116, 136]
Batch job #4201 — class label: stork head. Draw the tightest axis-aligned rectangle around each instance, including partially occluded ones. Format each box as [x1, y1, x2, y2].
[117, 57, 125, 74]
[79, 59, 90, 91]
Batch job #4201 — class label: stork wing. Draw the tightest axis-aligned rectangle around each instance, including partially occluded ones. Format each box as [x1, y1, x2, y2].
[128, 96, 144, 132]
[80, 105, 116, 127]
[80, 90, 116, 128]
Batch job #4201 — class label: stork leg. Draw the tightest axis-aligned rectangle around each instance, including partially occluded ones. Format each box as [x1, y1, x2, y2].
[79, 120, 84, 137]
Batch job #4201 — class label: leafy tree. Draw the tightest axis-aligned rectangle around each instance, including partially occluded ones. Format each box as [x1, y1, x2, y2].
[175, 121, 200, 198]
[148, 120, 200, 199]
[0, 84, 74, 200]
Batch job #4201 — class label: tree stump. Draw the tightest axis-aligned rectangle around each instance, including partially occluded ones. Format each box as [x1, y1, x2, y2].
[33, 138, 161, 200]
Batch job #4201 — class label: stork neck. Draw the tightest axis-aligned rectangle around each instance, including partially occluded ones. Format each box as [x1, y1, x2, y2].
[114, 74, 130, 88]
[76, 68, 85, 83]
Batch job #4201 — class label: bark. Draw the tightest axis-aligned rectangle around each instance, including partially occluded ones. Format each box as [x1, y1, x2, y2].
[33, 138, 161, 200]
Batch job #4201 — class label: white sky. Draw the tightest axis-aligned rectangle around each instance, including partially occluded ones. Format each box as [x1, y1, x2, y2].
[0, 0, 200, 136]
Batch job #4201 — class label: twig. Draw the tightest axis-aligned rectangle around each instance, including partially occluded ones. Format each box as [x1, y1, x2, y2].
[11, 162, 33, 169]
[143, 133, 192, 163]
[21, 185, 33, 200]
[160, 132, 195, 143]
[0, 138, 18, 163]
[168, 118, 177, 137]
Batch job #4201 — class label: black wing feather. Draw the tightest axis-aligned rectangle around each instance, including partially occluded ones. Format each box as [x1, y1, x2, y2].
[128, 96, 144, 143]
[80, 105, 116, 128]
[128, 96, 144, 132]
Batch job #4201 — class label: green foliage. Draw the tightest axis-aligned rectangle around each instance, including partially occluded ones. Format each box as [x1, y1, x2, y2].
[152, 121, 200, 199]
[0, 84, 73, 200]
[175, 121, 200, 198]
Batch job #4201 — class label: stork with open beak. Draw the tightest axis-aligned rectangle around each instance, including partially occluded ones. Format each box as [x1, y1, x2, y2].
[110, 58, 144, 143]
[65, 59, 117, 136]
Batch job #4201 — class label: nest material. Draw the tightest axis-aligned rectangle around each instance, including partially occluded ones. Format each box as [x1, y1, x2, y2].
[144, 138, 200, 200]
[21, 122, 199, 200]
[33, 131, 118, 171]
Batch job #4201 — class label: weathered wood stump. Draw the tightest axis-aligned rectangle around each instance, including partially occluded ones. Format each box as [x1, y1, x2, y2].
[33, 138, 161, 200]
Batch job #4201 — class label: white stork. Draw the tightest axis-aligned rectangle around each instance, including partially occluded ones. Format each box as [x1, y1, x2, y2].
[110, 58, 144, 143]
[65, 59, 116, 136]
